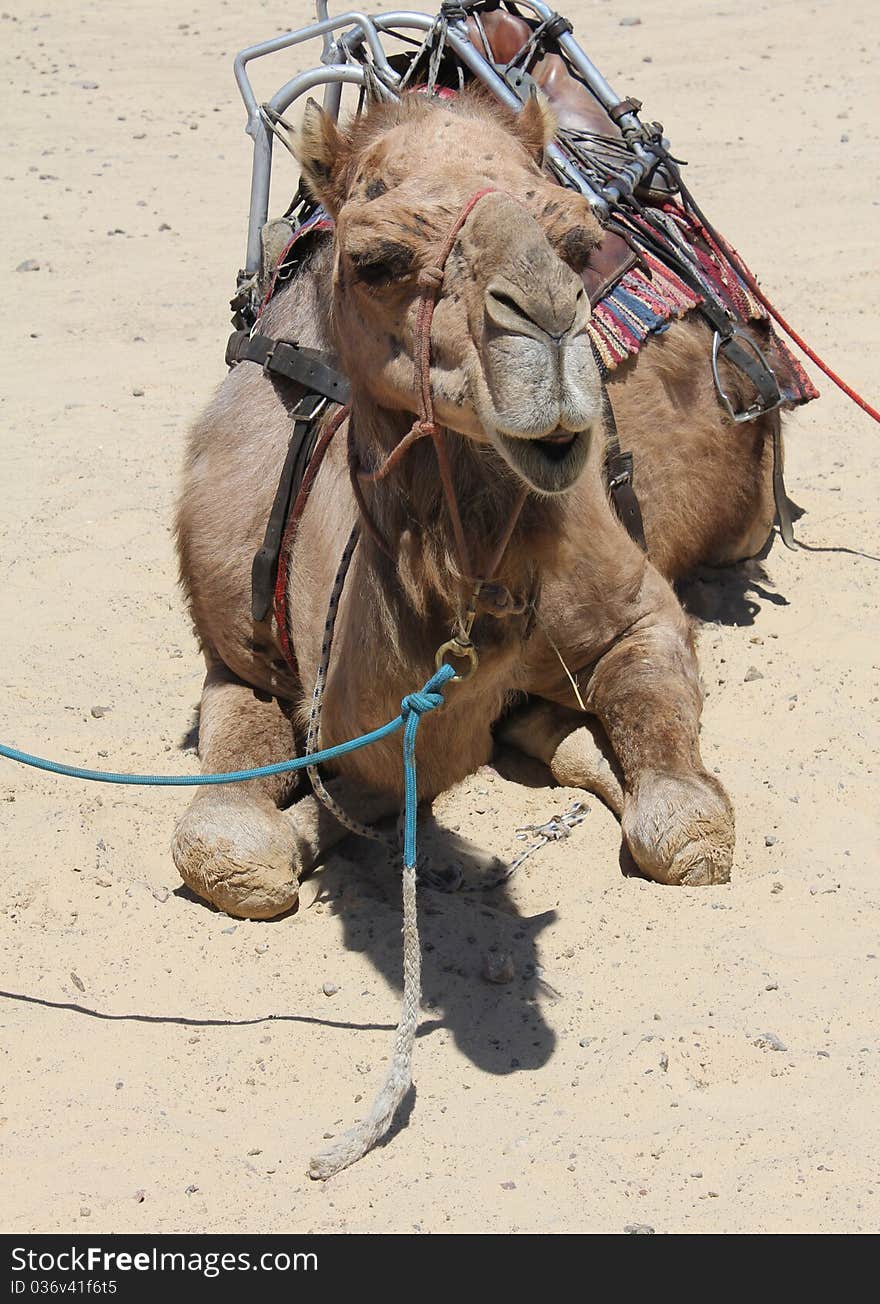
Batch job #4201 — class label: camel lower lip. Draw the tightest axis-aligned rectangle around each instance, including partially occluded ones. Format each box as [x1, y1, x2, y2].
[496, 427, 590, 492]
[539, 431, 577, 447]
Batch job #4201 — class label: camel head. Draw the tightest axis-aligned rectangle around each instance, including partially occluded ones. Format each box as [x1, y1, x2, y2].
[292, 90, 605, 495]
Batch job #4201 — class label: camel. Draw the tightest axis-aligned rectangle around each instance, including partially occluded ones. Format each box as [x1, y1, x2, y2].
[173, 89, 785, 920]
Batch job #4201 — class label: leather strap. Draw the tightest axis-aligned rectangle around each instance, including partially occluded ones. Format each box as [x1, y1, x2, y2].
[607, 215, 783, 418]
[716, 333, 783, 413]
[602, 386, 647, 552]
[772, 423, 797, 550]
[251, 391, 328, 622]
[226, 329, 350, 405]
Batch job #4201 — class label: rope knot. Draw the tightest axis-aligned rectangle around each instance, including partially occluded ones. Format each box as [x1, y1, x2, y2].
[418, 265, 444, 292]
[400, 688, 443, 719]
[412, 418, 438, 440]
[400, 665, 455, 723]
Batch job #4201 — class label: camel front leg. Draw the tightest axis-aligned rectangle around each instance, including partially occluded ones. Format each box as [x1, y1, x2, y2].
[171, 655, 396, 919]
[498, 701, 625, 815]
[515, 584, 734, 886]
[583, 596, 734, 886]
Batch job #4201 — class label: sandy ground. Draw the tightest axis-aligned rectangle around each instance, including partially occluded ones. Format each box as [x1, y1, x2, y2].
[1, 0, 878, 1236]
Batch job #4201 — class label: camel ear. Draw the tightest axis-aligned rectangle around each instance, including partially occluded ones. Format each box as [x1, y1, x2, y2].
[293, 98, 351, 214]
[516, 91, 557, 162]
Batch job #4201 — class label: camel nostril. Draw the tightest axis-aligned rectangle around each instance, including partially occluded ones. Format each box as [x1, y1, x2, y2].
[486, 279, 582, 340]
[487, 287, 532, 323]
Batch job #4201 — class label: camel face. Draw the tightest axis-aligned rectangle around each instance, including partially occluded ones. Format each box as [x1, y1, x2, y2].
[295, 92, 605, 494]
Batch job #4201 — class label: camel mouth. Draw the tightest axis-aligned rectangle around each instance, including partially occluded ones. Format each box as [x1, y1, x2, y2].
[495, 426, 591, 493]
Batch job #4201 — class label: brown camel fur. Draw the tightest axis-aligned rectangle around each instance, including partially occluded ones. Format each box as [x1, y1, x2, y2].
[174, 91, 781, 918]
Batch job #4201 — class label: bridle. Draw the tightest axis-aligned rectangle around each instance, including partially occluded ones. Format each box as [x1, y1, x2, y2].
[346, 186, 529, 680]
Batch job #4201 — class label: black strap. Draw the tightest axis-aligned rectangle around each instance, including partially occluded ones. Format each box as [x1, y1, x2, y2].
[607, 215, 783, 417]
[714, 331, 782, 414]
[226, 329, 350, 405]
[251, 392, 328, 623]
[772, 423, 797, 550]
[603, 385, 647, 552]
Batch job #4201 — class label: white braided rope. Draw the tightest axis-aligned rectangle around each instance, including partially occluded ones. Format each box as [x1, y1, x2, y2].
[304, 523, 395, 847]
[301, 524, 422, 1177]
[309, 860, 421, 1179]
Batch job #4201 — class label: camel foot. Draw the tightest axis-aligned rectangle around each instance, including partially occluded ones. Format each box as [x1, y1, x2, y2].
[171, 795, 301, 919]
[621, 770, 734, 887]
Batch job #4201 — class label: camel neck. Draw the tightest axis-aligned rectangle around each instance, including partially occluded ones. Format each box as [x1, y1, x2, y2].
[347, 398, 563, 623]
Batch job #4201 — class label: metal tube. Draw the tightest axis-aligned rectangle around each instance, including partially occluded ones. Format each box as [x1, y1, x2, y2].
[234, 12, 395, 133]
[315, 1, 334, 61]
[245, 121, 273, 276]
[501, 0, 662, 194]
[443, 22, 608, 214]
[245, 65, 369, 276]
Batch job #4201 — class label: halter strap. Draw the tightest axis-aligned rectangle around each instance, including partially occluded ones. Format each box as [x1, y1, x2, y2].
[347, 187, 529, 603]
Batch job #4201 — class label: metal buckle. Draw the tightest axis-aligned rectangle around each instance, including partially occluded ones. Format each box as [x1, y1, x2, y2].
[711, 327, 784, 424]
[291, 391, 328, 422]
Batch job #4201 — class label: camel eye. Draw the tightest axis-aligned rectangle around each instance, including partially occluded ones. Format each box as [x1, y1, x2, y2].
[349, 240, 415, 286]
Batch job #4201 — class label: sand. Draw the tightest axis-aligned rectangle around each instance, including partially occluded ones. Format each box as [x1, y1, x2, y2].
[1, 0, 878, 1235]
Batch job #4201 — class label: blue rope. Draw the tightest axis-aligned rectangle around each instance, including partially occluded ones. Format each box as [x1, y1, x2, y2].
[0, 665, 456, 801]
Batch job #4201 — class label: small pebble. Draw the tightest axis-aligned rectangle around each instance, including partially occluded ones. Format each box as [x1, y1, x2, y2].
[483, 952, 515, 984]
[76, 79, 99, 89]
[185, 1184, 199, 1195]
[134, 1190, 146, 1203]
[659, 1052, 669, 1072]
[132, 388, 144, 397]
[221, 925, 236, 935]
[248, 1148, 262, 1156]
[500, 1181, 516, 1190]
[619, 16, 642, 26]
[322, 980, 339, 996]
[624, 1223, 655, 1234]
[765, 981, 779, 991]
[254, 942, 269, 955]
[754, 1031, 787, 1052]
[70, 971, 85, 993]
[90, 705, 111, 718]
[79, 1206, 91, 1218]
[691, 1171, 703, 1178]
[16, 258, 40, 272]
[765, 835, 777, 847]
[743, 666, 764, 682]
[150, 886, 169, 903]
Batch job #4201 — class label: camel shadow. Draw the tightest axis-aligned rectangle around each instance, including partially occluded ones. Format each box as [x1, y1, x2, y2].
[303, 814, 558, 1077]
[677, 555, 789, 627]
